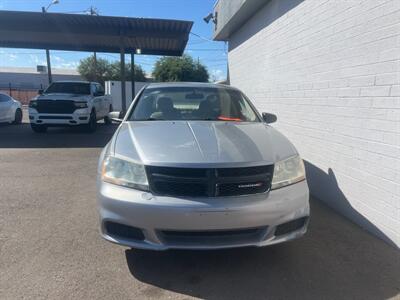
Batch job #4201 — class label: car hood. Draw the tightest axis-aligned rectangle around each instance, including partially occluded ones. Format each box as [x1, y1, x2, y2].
[113, 121, 298, 167]
[36, 93, 90, 101]
[12, 99, 21, 106]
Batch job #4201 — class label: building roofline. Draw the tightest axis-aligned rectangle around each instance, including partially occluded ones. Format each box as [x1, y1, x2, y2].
[213, 0, 269, 41]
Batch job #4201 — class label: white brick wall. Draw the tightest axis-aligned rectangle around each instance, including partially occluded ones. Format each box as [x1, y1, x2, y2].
[227, 0, 400, 247]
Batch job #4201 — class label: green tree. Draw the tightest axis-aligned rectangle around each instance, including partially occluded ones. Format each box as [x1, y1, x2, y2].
[152, 55, 209, 82]
[108, 62, 147, 82]
[77, 55, 147, 84]
[77, 55, 110, 84]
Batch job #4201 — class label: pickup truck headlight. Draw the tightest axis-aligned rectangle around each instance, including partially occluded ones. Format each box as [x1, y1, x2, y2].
[29, 100, 38, 108]
[101, 156, 148, 191]
[74, 101, 88, 108]
[271, 155, 306, 190]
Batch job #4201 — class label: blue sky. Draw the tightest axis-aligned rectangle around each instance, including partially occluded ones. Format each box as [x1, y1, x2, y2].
[0, 0, 227, 80]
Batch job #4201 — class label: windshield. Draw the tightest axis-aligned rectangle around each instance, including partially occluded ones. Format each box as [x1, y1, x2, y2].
[129, 86, 260, 122]
[44, 82, 91, 95]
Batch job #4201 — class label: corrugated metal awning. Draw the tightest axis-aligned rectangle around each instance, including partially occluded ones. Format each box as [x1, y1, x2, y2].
[0, 10, 193, 55]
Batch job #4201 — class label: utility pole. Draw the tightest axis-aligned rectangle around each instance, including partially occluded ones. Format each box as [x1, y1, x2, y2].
[41, 1, 59, 85]
[42, 6, 52, 85]
[45, 47, 52, 85]
[89, 6, 99, 82]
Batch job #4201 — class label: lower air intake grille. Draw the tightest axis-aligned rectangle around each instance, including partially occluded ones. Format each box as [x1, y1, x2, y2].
[275, 217, 307, 236]
[104, 221, 145, 241]
[159, 227, 267, 246]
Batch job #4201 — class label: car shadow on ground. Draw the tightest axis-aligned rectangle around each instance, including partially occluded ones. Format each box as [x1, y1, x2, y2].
[125, 199, 400, 299]
[125, 162, 400, 300]
[0, 122, 118, 148]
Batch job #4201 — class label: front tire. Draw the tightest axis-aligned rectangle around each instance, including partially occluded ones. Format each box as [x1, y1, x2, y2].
[83, 110, 97, 133]
[12, 108, 22, 124]
[31, 123, 47, 133]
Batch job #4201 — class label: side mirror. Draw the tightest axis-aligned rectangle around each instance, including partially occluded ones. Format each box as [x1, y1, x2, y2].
[262, 112, 277, 124]
[108, 111, 123, 123]
[38, 89, 44, 95]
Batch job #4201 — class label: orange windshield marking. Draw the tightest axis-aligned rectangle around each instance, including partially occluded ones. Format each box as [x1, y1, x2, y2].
[217, 116, 243, 122]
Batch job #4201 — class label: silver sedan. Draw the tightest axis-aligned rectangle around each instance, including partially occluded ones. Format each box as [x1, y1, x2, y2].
[97, 83, 309, 250]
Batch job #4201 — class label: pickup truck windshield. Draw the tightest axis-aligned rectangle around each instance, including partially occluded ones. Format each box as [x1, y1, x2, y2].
[45, 82, 91, 95]
[130, 86, 261, 122]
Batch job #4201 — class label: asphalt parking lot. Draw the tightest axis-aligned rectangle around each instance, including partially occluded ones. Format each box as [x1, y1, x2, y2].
[0, 112, 399, 300]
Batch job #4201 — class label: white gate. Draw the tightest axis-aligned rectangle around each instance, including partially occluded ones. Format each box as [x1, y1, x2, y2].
[105, 81, 147, 111]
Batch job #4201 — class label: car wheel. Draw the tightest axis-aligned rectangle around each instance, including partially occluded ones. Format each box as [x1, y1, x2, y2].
[84, 110, 97, 133]
[104, 105, 113, 125]
[31, 123, 47, 133]
[12, 108, 23, 124]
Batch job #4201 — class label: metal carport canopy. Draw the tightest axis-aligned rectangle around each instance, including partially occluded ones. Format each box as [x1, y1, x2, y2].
[0, 10, 193, 55]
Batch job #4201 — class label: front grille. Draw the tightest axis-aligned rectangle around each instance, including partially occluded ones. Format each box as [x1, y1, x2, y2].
[36, 100, 76, 114]
[39, 115, 72, 119]
[146, 165, 273, 197]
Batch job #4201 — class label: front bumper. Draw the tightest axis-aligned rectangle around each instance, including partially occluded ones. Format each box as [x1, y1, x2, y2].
[97, 180, 310, 250]
[29, 108, 90, 125]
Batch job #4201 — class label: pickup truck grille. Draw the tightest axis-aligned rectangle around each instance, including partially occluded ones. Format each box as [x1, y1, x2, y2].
[146, 165, 274, 197]
[36, 100, 76, 114]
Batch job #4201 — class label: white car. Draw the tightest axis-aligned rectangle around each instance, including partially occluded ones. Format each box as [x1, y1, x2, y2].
[0, 92, 23, 124]
[29, 81, 112, 133]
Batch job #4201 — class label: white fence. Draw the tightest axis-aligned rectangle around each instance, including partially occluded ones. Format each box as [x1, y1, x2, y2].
[105, 81, 147, 111]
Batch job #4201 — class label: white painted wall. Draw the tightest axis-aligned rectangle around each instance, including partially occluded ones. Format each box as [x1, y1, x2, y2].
[0, 71, 82, 89]
[227, 0, 399, 247]
[105, 81, 147, 111]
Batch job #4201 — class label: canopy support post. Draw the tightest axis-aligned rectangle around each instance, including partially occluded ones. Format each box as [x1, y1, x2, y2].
[131, 52, 135, 101]
[46, 49, 52, 85]
[120, 46, 126, 115]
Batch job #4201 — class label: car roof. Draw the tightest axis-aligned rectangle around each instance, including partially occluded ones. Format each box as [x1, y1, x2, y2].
[146, 82, 238, 90]
[0, 92, 15, 100]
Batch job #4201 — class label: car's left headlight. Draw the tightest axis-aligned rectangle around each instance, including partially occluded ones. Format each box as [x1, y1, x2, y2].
[74, 101, 88, 108]
[101, 156, 148, 191]
[271, 155, 306, 190]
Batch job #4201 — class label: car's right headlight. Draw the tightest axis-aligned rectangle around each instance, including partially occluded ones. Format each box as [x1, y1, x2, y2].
[271, 155, 306, 190]
[101, 156, 148, 191]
